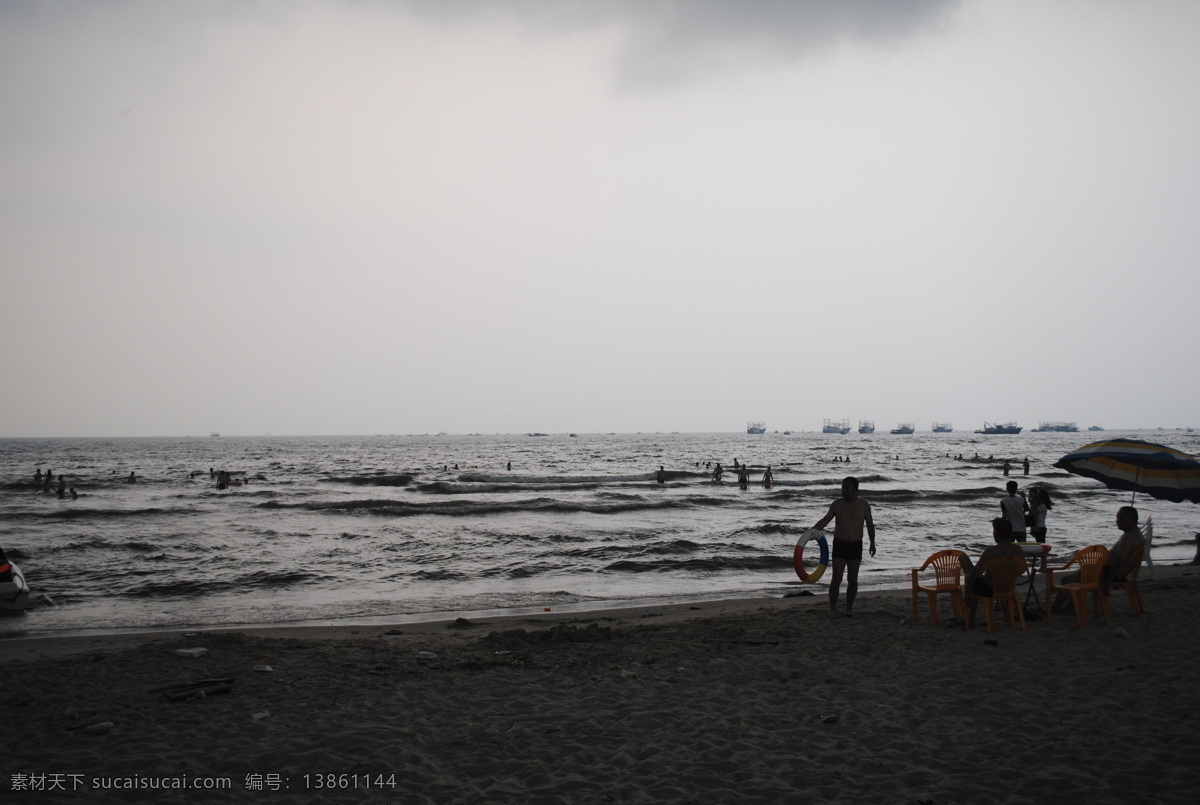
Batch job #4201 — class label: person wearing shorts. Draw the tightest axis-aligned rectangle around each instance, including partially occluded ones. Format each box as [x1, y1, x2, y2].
[831, 537, 864, 563]
[812, 477, 876, 615]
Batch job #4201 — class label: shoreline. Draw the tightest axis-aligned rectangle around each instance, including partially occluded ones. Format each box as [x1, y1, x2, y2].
[3, 564, 1197, 662]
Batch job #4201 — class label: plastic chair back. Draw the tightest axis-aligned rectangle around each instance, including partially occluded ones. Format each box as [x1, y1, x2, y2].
[911, 549, 967, 624]
[1046, 545, 1110, 628]
[1111, 544, 1145, 615]
[926, 550, 965, 588]
[982, 553, 1027, 596]
[975, 553, 1028, 634]
[1075, 545, 1108, 587]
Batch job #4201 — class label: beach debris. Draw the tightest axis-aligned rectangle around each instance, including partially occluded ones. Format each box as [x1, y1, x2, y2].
[983, 639, 999, 647]
[820, 712, 840, 724]
[253, 664, 273, 673]
[82, 721, 114, 735]
[416, 651, 438, 660]
[783, 590, 814, 598]
[155, 678, 236, 701]
[252, 710, 270, 721]
[482, 622, 613, 649]
[384, 629, 404, 635]
[494, 650, 512, 656]
[448, 617, 475, 629]
[1114, 627, 1129, 637]
[175, 647, 208, 658]
[620, 668, 638, 680]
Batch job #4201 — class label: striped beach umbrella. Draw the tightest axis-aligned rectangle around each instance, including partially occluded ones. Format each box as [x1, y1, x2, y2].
[1053, 439, 1200, 504]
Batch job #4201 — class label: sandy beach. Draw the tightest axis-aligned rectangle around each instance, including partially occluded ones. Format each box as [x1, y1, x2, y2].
[3, 567, 1198, 804]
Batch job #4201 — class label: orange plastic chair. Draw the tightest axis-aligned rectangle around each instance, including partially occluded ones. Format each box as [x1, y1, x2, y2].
[1109, 544, 1145, 616]
[971, 553, 1028, 635]
[1045, 545, 1110, 628]
[911, 550, 967, 625]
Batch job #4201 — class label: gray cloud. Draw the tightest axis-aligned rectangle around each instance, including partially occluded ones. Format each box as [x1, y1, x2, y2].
[392, 0, 965, 89]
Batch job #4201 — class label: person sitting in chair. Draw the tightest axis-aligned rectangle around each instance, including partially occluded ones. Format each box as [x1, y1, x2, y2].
[1052, 506, 1146, 611]
[959, 518, 1024, 629]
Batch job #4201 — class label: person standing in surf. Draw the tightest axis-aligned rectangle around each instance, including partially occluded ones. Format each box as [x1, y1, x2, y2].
[811, 476, 876, 616]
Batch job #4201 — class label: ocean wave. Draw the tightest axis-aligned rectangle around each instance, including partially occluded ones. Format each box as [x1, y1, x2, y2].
[751, 523, 802, 535]
[326, 474, 414, 487]
[38, 537, 113, 553]
[411, 568, 471, 582]
[604, 553, 792, 574]
[458, 472, 654, 484]
[260, 496, 709, 518]
[32, 506, 191, 520]
[121, 568, 324, 598]
[416, 481, 604, 495]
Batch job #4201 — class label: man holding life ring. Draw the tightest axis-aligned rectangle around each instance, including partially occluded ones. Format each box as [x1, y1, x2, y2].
[811, 476, 876, 616]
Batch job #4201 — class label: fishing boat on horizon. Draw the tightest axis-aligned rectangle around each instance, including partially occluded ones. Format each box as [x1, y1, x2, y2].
[858, 420, 875, 434]
[823, 419, 851, 434]
[975, 422, 1022, 435]
[890, 423, 915, 434]
[746, 421, 766, 435]
[932, 422, 953, 433]
[1033, 421, 1080, 433]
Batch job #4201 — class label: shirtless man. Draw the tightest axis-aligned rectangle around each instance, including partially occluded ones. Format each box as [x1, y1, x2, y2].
[812, 476, 876, 615]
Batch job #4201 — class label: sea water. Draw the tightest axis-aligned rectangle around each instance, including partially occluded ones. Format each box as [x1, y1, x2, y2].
[1, 431, 1195, 636]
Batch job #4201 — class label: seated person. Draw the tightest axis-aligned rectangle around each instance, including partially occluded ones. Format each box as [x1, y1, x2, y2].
[1052, 506, 1146, 611]
[958, 518, 1025, 629]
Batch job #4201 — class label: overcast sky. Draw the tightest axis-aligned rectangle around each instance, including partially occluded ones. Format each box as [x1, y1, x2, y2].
[2, 0, 1197, 438]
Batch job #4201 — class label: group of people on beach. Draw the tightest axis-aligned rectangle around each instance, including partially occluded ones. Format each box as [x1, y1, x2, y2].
[809, 473, 1162, 626]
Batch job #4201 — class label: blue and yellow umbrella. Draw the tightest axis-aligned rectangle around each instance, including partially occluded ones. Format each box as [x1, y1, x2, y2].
[1053, 438, 1200, 504]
